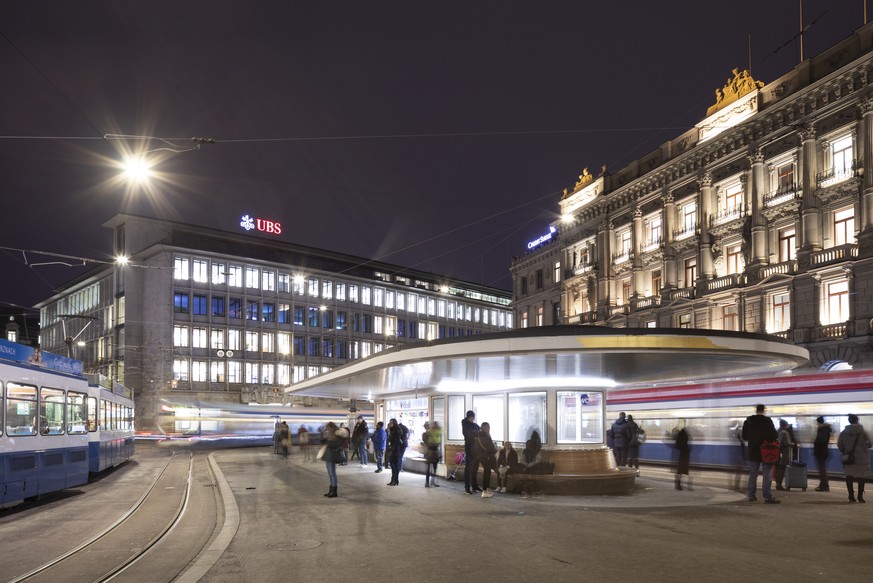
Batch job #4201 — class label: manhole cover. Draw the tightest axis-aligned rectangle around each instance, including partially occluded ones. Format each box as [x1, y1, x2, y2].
[268, 539, 322, 551]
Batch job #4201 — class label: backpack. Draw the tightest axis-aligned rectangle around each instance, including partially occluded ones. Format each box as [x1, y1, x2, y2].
[760, 440, 780, 464]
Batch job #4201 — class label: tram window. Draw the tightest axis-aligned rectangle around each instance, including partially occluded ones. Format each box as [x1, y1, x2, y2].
[6, 382, 37, 436]
[102, 399, 109, 430]
[556, 391, 604, 444]
[67, 391, 88, 434]
[40, 387, 66, 435]
[508, 392, 547, 443]
[87, 397, 98, 432]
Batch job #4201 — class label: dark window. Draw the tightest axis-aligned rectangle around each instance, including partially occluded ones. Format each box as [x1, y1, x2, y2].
[353, 313, 361, 332]
[521, 277, 528, 295]
[308, 337, 319, 357]
[552, 302, 560, 325]
[212, 297, 225, 317]
[294, 306, 305, 325]
[322, 310, 333, 329]
[322, 339, 334, 357]
[397, 319, 406, 337]
[336, 340, 349, 359]
[246, 301, 258, 321]
[278, 304, 290, 323]
[192, 294, 207, 315]
[362, 314, 372, 333]
[308, 307, 319, 327]
[409, 320, 417, 339]
[336, 311, 347, 331]
[438, 325, 445, 339]
[229, 298, 242, 319]
[536, 269, 543, 290]
[173, 293, 189, 314]
[293, 336, 305, 355]
[262, 302, 275, 322]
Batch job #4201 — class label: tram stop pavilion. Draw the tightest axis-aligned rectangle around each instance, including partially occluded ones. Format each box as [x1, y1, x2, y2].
[285, 326, 808, 494]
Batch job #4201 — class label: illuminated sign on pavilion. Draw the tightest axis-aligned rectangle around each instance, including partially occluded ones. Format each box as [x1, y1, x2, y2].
[239, 214, 282, 235]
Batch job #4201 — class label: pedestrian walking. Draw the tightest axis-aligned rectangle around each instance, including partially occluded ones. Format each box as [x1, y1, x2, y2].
[424, 421, 442, 487]
[674, 424, 690, 490]
[352, 415, 370, 467]
[321, 422, 347, 498]
[627, 414, 641, 470]
[837, 414, 872, 503]
[277, 421, 290, 459]
[371, 421, 386, 473]
[385, 418, 407, 486]
[610, 412, 630, 467]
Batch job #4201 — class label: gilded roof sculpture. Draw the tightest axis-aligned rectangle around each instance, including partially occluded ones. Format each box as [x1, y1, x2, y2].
[706, 68, 764, 116]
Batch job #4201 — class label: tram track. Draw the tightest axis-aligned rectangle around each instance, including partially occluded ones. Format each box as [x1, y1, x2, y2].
[8, 451, 195, 583]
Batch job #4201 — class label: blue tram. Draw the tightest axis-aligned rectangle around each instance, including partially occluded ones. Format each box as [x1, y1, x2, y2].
[608, 369, 873, 473]
[0, 339, 134, 507]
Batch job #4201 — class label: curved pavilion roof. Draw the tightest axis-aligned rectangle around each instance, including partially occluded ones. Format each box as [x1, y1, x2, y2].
[284, 326, 809, 401]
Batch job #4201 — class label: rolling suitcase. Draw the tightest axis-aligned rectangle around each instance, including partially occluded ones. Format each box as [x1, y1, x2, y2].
[784, 452, 807, 491]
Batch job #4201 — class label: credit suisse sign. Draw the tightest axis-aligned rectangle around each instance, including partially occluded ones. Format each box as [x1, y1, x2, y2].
[527, 226, 557, 249]
[240, 214, 282, 235]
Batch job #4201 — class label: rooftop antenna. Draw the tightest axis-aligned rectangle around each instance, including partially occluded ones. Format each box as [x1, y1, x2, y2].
[799, 0, 804, 62]
[748, 31, 753, 75]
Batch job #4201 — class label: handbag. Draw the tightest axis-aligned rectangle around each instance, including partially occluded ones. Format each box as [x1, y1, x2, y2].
[337, 447, 348, 464]
[841, 432, 860, 465]
[316, 445, 327, 461]
[759, 440, 780, 464]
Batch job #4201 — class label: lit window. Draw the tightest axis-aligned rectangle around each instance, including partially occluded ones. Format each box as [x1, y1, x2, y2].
[262, 270, 275, 292]
[278, 273, 290, 293]
[261, 333, 275, 353]
[535, 305, 544, 326]
[723, 183, 743, 212]
[726, 245, 743, 274]
[684, 257, 697, 287]
[779, 227, 796, 262]
[192, 260, 208, 283]
[192, 327, 207, 348]
[619, 230, 632, 255]
[308, 277, 319, 298]
[833, 208, 855, 246]
[771, 293, 790, 332]
[832, 135, 853, 176]
[554, 261, 561, 283]
[683, 204, 697, 232]
[335, 282, 346, 301]
[210, 361, 225, 383]
[322, 280, 333, 299]
[228, 329, 241, 350]
[245, 331, 258, 351]
[556, 391, 604, 444]
[210, 329, 225, 349]
[211, 262, 227, 285]
[646, 217, 662, 246]
[245, 267, 259, 289]
[722, 305, 738, 331]
[227, 266, 242, 287]
[621, 280, 632, 305]
[227, 361, 242, 383]
[173, 325, 189, 347]
[777, 162, 794, 190]
[472, 394, 505, 441]
[374, 287, 384, 307]
[651, 270, 662, 297]
[174, 257, 190, 280]
[362, 287, 372, 306]
[825, 280, 850, 325]
[192, 361, 207, 382]
[678, 313, 691, 328]
[173, 359, 189, 382]
[349, 285, 359, 303]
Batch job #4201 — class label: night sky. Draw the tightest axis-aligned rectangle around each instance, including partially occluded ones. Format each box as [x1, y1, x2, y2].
[0, 1, 861, 314]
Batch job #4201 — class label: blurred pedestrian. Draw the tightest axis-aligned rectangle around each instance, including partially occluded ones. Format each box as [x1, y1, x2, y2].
[277, 421, 290, 459]
[424, 421, 442, 487]
[627, 414, 641, 470]
[774, 419, 794, 490]
[610, 412, 630, 467]
[371, 421, 386, 473]
[742, 404, 780, 504]
[813, 416, 832, 491]
[674, 424, 690, 490]
[837, 414, 871, 503]
[462, 410, 481, 495]
[352, 415, 370, 467]
[338, 423, 350, 465]
[385, 418, 407, 486]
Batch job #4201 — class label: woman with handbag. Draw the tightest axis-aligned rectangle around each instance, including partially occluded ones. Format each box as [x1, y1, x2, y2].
[321, 422, 348, 498]
[385, 418, 406, 486]
[837, 414, 872, 503]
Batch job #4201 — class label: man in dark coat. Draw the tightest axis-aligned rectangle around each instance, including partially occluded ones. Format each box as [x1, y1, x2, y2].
[813, 416, 832, 491]
[352, 415, 370, 467]
[742, 404, 780, 503]
[610, 412, 630, 467]
[462, 410, 481, 494]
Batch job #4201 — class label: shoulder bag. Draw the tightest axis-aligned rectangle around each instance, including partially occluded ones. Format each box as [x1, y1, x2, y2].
[841, 433, 860, 465]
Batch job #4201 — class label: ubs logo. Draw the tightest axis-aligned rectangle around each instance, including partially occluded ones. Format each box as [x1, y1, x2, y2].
[240, 214, 282, 235]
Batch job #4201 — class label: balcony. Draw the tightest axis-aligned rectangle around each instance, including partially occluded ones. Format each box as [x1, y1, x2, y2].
[664, 287, 694, 301]
[609, 304, 629, 316]
[631, 296, 659, 310]
[612, 251, 632, 265]
[705, 273, 744, 291]
[711, 204, 746, 226]
[759, 260, 797, 279]
[573, 262, 595, 276]
[818, 322, 848, 340]
[673, 223, 697, 241]
[816, 159, 863, 188]
[579, 311, 598, 324]
[810, 244, 858, 267]
[640, 237, 662, 253]
[764, 183, 800, 208]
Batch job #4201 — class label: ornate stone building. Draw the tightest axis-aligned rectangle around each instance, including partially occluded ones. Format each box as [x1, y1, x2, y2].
[512, 22, 873, 369]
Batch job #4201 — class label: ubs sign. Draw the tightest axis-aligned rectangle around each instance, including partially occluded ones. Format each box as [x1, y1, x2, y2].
[240, 214, 282, 235]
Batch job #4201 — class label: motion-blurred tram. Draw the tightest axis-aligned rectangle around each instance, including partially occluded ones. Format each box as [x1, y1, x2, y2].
[157, 399, 375, 446]
[0, 339, 134, 508]
[608, 368, 873, 474]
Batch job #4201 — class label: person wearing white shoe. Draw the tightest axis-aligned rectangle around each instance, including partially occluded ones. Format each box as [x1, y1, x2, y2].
[474, 422, 498, 499]
[496, 440, 518, 494]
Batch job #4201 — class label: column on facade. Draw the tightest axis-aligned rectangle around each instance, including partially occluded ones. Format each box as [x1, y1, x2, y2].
[632, 205, 644, 298]
[799, 123, 822, 255]
[662, 189, 678, 290]
[749, 149, 769, 266]
[596, 218, 614, 314]
[698, 172, 715, 282]
[860, 99, 873, 255]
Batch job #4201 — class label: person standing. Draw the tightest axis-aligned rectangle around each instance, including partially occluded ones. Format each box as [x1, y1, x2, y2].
[321, 422, 346, 498]
[424, 421, 442, 487]
[277, 421, 290, 460]
[837, 414, 872, 503]
[813, 416, 832, 491]
[385, 418, 407, 486]
[610, 412, 630, 467]
[626, 414, 641, 470]
[474, 422, 498, 498]
[371, 421, 386, 473]
[496, 441, 519, 493]
[674, 425, 690, 490]
[774, 419, 794, 491]
[338, 423, 350, 466]
[742, 404, 780, 504]
[462, 410, 481, 495]
[352, 415, 370, 468]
